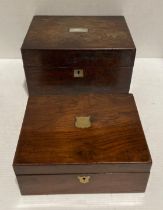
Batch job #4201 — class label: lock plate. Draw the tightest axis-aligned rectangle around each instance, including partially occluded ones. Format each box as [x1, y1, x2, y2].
[74, 69, 84, 78]
[78, 176, 90, 184]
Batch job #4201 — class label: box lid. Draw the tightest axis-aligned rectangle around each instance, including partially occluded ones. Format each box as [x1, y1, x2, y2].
[22, 16, 135, 50]
[13, 93, 151, 175]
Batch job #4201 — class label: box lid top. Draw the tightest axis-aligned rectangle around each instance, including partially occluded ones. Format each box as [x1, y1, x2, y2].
[13, 93, 151, 174]
[22, 16, 135, 50]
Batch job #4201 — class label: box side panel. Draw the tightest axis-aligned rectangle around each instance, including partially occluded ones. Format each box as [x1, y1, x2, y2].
[16, 172, 150, 195]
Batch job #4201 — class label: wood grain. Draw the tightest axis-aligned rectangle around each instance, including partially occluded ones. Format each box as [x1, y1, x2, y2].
[22, 16, 135, 50]
[22, 50, 135, 68]
[24, 66, 133, 95]
[21, 16, 136, 95]
[13, 93, 151, 175]
[16, 173, 150, 195]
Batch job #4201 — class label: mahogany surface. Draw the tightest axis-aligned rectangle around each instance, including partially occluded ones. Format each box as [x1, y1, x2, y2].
[12, 16, 152, 195]
[21, 16, 136, 95]
[17, 173, 150, 195]
[24, 66, 133, 95]
[13, 93, 151, 174]
[22, 16, 135, 50]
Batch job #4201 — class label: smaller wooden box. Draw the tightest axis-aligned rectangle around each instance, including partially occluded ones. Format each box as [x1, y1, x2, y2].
[21, 16, 136, 95]
[13, 93, 152, 195]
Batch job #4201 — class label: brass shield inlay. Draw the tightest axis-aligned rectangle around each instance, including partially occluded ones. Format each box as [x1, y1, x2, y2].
[75, 116, 91, 128]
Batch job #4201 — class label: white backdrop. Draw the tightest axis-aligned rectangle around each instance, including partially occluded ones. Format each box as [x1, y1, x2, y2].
[0, 0, 163, 58]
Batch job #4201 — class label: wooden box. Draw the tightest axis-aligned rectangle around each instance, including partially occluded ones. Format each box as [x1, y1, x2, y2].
[13, 93, 151, 195]
[22, 16, 136, 95]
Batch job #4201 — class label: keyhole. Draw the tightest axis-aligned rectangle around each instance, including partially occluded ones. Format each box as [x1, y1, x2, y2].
[78, 176, 90, 183]
[74, 69, 84, 78]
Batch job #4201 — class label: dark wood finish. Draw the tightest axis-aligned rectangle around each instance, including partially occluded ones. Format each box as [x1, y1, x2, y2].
[22, 50, 135, 68]
[22, 16, 135, 50]
[13, 93, 152, 194]
[14, 163, 151, 175]
[13, 16, 152, 195]
[24, 66, 133, 95]
[22, 16, 136, 95]
[13, 94, 151, 174]
[17, 173, 150, 195]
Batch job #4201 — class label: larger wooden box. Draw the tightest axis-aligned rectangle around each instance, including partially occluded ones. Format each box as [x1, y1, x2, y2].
[22, 16, 136, 95]
[13, 93, 151, 195]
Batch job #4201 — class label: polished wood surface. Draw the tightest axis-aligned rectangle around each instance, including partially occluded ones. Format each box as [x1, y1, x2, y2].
[13, 16, 152, 195]
[22, 16, 135, 68]
[24, 66, 133, 95]
[22, 16, 135, 50]
[22, 16, 136, 95]
[22, 49, 135, 68]
[13, 93, 151, 175]
[17, 173, 150, 195]
[14, 163, 151, 175]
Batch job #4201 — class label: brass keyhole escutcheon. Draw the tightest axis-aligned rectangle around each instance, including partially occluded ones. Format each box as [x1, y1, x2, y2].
[74, 69, 84, 78]
[78, 176, 90, 184]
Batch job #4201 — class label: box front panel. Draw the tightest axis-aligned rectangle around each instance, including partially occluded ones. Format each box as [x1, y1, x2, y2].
[24, 66, 133, 95]
[22, 50, 135, 68]
[17, 172, 149, 195]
